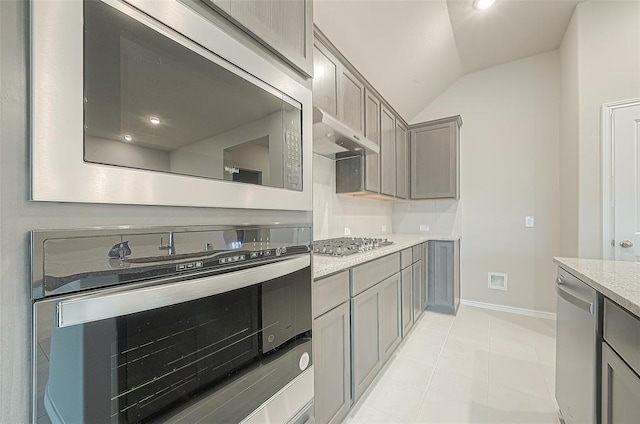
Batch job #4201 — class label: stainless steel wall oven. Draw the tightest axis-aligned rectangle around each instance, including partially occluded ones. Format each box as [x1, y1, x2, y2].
[31, 0, 312, 210]
[31, 225, 313, 424]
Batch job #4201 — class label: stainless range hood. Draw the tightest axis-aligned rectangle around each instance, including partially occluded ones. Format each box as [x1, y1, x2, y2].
[312, 107, 379, 158]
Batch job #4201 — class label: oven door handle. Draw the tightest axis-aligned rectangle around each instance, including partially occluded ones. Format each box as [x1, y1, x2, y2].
[57, 255, 310, 328]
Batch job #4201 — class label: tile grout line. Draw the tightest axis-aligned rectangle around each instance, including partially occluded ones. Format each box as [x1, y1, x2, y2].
[354, 313, 450, 423]
[410, 313, 454, 423]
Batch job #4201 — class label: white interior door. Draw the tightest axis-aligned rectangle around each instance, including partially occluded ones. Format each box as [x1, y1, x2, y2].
[612, 103, 640, 261]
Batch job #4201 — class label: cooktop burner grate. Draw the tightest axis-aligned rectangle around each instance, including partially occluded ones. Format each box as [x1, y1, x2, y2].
[312, 237, 393, 257]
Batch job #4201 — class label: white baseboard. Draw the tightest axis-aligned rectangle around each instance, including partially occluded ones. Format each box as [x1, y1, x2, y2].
[460, 299, 556, 320]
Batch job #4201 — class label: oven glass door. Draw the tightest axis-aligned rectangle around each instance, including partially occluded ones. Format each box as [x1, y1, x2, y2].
[34, 262, 312, 424]
[82, 0, 303, 191]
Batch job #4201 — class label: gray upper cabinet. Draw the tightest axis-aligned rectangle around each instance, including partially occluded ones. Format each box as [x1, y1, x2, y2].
[224, 0, 314, 76]
[314, 302, 351, 424]
[380, 105, 396, 197]
[312, 41, 339, 117]
[338, 67, 365, 135]
[364, 89, 381, 193]
[380, 273, 401, 362]
[395, 122, 408, 199]
[410, 116, 462, 200]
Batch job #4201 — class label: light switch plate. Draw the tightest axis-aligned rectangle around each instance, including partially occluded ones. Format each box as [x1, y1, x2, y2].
[381, 225, 387, 232]
[420, 224, 429, 232]
[344, 227, 351, 236]
[525, 216, 535, 228]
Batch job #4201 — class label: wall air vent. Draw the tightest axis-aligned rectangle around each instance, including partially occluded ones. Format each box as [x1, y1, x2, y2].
[488, 272, 508, 291]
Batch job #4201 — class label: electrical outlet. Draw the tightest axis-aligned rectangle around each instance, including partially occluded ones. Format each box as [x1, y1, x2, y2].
[381, 225, 387, 232]
[344, 227, 351, 236]
[525, 216, 535, 228]
[419, 224, 430, 232]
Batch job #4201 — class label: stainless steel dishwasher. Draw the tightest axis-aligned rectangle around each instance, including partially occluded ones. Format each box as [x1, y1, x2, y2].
[555, 268, 602, 424]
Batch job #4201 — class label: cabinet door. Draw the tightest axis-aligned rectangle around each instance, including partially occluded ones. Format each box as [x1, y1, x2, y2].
[338, 67, 364, 134]
[351, 286, 382, 401]
[401, 266, 413, 337]
[428, 241, 455, 314]
[602, 342, 640, 424]
[380, 273, 401, 362]
[364, 90, 380, 193]
[312, 41, 339, 117]
[410, 121, 459, 199]
[395, 122, 408, 199]
[229, 0, 313, 76]
[421, 243, 429, 310]
[380, 105, 396, 197]
[314, 303, 351, 424]
[412, 261, 423, 322]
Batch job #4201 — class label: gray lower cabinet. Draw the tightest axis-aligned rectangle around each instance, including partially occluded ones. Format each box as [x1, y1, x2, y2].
[602, 299, 640, 424]
[427, 240, 460, 315]
[421, 243, 429, 310]
[225, 0, 313, 76]
[412, 260, 423, 321]
[401, 265, 413, 337]
[314, 302, 351, 424]
[602, 342, 640, 424]
[410, 115, 462, 200]
[351, 285, 382, 402]
[380, 273, 402, 361]
[380, 104, 396, 197]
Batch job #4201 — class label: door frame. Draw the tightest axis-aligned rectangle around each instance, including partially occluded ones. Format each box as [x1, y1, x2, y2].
[601, 98, 640, 260]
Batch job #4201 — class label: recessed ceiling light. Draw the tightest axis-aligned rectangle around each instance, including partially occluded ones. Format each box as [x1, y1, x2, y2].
[474, 0, 496, 10]
[149, 116, 161, 125]
[123, 134, 133, 142]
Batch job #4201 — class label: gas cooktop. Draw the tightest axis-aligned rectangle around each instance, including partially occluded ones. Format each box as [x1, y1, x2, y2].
[313, 237, 393, 257]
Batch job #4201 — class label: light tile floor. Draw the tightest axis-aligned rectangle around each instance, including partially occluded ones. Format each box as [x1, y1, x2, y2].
[344, 305, 559, 424]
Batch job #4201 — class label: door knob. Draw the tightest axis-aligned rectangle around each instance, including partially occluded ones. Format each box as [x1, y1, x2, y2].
[620, 240, 634, 248]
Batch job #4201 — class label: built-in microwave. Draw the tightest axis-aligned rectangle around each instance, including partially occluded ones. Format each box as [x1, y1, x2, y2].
[31, 0, 312, 210]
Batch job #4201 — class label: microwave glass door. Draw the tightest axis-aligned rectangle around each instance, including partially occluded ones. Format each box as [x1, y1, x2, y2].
[82, 0, 303, 191]
[34, 266, 312, 424]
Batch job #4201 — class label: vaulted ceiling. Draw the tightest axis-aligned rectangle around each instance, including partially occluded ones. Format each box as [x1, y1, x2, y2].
[314, 0, 582, 122]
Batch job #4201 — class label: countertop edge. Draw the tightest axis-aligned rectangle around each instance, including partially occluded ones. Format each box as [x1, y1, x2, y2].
[314, 234, 460, 280]
[554, 257, 640, 318]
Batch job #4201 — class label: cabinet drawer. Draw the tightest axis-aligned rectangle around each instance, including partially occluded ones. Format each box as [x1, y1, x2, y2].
[412, 245, 421, 263]
[604, 299, 640, 376]
[400, 248, 412, 269]
[314, 271, 349, 319]
[351, 253, 400, 296]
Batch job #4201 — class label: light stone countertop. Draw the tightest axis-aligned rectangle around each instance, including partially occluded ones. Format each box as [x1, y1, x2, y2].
[314, 233, 461, 280]
[554, 257, 640, 318]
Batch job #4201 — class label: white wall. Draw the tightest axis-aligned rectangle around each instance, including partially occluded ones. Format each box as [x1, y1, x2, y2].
[313, 154, 393, 240]
[560, 0, 640, 259]
[559, 9, 580, 258]
[411, 51, 561, 313]
[393, 199, 462, 235]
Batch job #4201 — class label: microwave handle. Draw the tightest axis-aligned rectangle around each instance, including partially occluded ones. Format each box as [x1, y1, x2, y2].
[56, 255, 310, 328]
